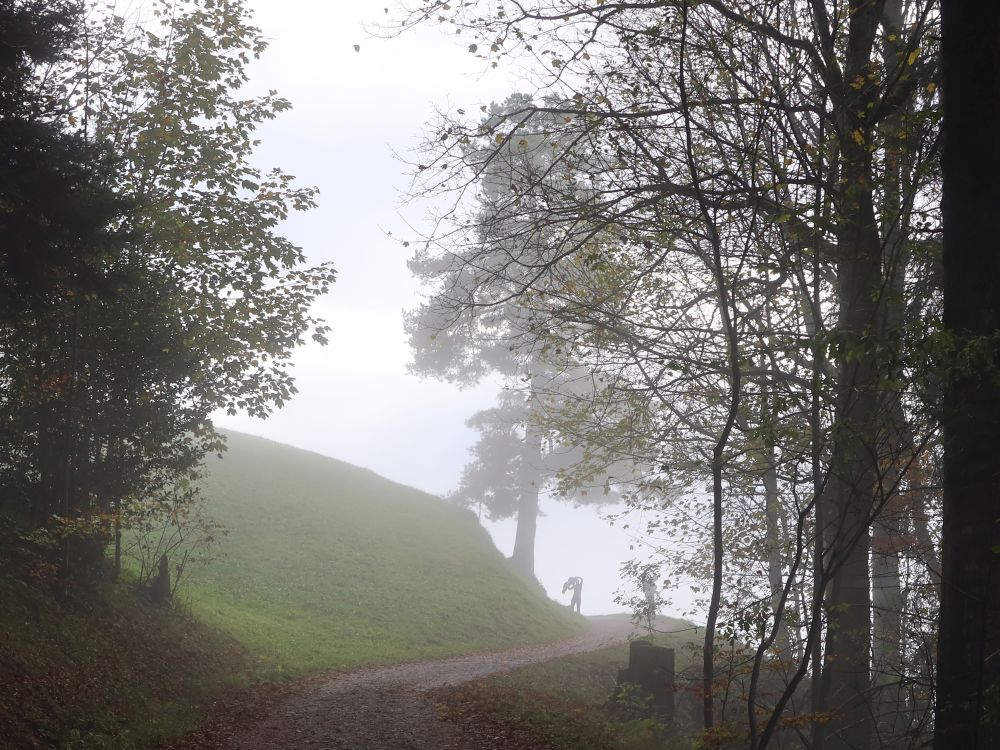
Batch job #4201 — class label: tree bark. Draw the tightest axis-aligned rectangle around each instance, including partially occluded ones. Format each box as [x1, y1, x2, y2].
[819, 192, 881, 750]
[510, 419, 542, 580]
[935, 2, 1000, 747]
[763, 438, 793, 659]
[872, 514, 904, 740]
[818, 5, 886, 747]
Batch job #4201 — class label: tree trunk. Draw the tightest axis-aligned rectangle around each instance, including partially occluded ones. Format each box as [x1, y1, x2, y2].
[807, 194, 829, 737]
[872, 514, 904, 741]
[510, 419, 542, 580]
[113, 517, 121, 582]
[935, 2, 1000, 747]
[819, 200, 881, 750]
[818, 7, 887, 747]
[60, 295, 80, 583]
[763, 439, 793, 659]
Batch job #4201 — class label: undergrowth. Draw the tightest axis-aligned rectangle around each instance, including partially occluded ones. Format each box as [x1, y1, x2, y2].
[431, 615, 706, 750]
[0, 573, 253, 750]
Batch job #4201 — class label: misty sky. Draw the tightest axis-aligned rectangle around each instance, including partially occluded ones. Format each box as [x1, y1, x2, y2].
[214, 0, 687, 618]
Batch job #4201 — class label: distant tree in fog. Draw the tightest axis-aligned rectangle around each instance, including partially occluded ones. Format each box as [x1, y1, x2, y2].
[407, 95, 625, 580]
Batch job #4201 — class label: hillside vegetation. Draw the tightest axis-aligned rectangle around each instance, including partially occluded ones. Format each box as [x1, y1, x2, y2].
[0, 573, 253, 749]
[183, 430, 584, 676]
[1, 431, 582, 748]
[433, 614, 703, 749]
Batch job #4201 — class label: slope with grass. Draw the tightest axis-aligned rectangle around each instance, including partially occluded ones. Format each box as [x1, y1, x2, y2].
[0, 573, 253, 749]
[1, 431, 582, 749]
[183, 430, 584, 677]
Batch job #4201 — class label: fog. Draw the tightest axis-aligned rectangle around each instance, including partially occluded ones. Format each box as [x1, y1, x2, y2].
[207, 0, 688, 617]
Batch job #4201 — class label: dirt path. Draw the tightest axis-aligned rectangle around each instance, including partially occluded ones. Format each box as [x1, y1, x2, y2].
[204, 616, 636, 749]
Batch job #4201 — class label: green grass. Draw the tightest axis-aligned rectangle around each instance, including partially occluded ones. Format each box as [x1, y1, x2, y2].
[1, 430, 584, 748]
[431, 614, 705, 750]
[181, 430, 585, 677]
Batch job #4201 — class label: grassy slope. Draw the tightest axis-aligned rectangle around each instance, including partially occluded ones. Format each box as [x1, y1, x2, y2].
[0, 574, 252, 749]
[0, 431, 582, 748]
[184, 430, 584, 676]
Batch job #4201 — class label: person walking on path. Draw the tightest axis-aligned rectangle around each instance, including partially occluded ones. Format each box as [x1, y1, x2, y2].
[562, 576, 583, 614]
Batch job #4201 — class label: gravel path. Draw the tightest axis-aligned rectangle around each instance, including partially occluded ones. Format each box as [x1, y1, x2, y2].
[218, 616, 636, 750]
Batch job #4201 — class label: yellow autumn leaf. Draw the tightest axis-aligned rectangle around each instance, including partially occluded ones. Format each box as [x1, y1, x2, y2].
[851, 129, 865, 146]
[908, 48, 919, 65]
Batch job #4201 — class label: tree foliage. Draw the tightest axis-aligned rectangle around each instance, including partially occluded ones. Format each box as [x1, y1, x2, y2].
[408, 95, 627, 578]
[1, 0, 334, 588]
[394, 0, 944, 746]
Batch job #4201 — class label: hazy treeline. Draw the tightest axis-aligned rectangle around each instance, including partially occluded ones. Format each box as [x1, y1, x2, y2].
[395, 1, 998, 747]
[0, 0, 332, 586]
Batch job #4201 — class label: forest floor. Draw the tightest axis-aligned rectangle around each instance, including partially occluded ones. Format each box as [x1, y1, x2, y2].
[168, 615, 640, 750]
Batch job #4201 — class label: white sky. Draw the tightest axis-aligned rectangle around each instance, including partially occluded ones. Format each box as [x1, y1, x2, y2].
[214, 0, 682, 617]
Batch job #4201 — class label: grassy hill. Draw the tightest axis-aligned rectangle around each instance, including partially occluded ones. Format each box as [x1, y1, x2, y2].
[183, 430, 584, 676]
[0, 430, 582, 748]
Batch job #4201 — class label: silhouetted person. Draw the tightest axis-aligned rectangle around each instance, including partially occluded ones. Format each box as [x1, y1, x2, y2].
[562, 576, 583, 613]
